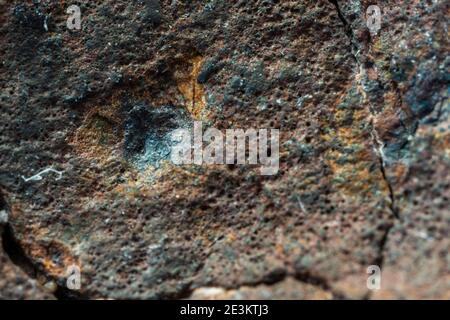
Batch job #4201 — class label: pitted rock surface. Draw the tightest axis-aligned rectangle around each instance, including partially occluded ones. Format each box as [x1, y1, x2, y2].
[0, 0, 448, 299]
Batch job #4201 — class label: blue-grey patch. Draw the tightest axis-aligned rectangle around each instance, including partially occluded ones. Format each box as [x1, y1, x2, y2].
[123, 103, 192, 169]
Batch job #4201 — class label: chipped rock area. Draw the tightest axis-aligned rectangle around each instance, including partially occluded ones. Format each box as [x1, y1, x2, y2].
[0, 0, 448, 299]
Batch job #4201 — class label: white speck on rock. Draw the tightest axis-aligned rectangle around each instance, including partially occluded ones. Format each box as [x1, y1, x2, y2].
[21, 167, 64, 182]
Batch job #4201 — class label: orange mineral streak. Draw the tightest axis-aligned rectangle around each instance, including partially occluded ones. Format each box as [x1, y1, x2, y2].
[321, 85, 389, 198]
[174, 56, 207, 120]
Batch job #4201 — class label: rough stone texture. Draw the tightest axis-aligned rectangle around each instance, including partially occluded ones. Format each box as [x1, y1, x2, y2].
[0, 245, 54, 299]
[0, 0, 448, 299]
[337, 0, 450, 299]
[0, 191, 53, 299]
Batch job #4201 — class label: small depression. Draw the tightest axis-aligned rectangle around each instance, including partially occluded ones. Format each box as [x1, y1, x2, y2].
[123, 103, 193, 170]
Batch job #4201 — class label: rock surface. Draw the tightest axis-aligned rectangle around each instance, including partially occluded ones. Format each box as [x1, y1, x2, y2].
[0, 0, 448, 299]
[0, 191, 53, 299]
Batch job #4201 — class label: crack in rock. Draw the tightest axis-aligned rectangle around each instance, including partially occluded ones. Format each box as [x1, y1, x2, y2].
[328, 1, 403, 300]
[0, 192, 87, 300]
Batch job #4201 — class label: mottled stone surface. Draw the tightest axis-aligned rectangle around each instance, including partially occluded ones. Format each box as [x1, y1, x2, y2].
[0, 0, 448, 299]
[0, 191, 53, 299]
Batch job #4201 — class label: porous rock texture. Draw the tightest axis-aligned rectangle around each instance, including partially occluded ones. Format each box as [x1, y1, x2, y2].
[0, 0, 448, 299]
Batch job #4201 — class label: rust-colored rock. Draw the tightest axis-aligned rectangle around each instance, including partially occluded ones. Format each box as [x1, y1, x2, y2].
[0, 0, 448, 299]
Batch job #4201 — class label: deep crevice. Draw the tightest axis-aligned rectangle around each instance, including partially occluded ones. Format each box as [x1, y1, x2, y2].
[368, 133, 400, 299]
[2, 224, 39, 279]
[329, 0, 349, 27]
[2, 223, 89, 300]
[0, 190, 88, 300]
[329, 1, 401, 216]
[328, 1, 402, 300]
[328, 0, 357, 63]
[376, 150, 400, 220]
